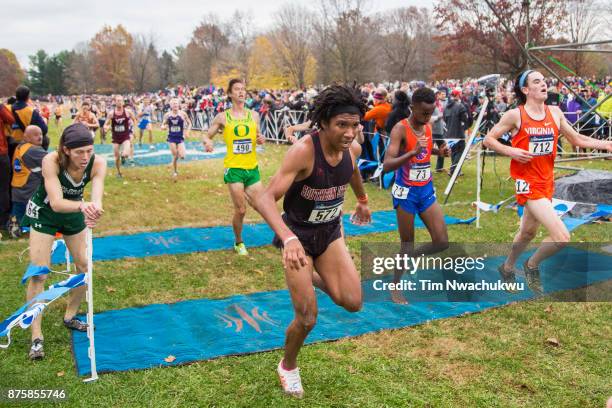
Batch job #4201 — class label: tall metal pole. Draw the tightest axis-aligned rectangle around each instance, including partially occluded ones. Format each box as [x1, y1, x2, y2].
[524, 0, 530, 68]
[83, 228, 98, 383]
[550, 48, 612, 53]
[475, 145, 482, 228]
[529, 39, 612, 51]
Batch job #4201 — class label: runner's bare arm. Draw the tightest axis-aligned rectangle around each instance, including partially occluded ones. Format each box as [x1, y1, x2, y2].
[86, 113, 98, 129]
[431, 143, 450, 157]
[42, 154, 83, 214]
[128, 109, 138, 124]
[382, 122, 420, 173]
[103, 110, 114, 133]
[355, 124, 365, 145]
[252, 111, 265, 145]
[83, 156, 107, 227]
[349, 141, 372, 224]
[284, 120, 312, 144]
[202, 112, 224, 151]
[253, 143, 310, 268]
[349, 141, 366, 198]
[483, 109, 533, 163]
[160, 112, 170, 130]
[182, 111, 192, 138]
[555, 107, 612, 151]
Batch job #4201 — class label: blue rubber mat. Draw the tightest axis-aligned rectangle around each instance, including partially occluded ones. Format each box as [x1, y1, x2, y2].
[71, 246, 611, 376]
[94, 142, 262, 167]
[52, 212, 475, 264]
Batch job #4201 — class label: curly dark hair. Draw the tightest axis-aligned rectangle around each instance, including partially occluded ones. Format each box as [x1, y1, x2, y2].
[309, 85, 366, 129]
[411, 87, 436, 105]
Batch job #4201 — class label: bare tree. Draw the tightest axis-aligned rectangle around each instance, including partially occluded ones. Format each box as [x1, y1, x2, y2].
[270, 4, 314, 88]
[191, 13, 230, 61]
[158, 50, 175, 88]
[175, 13, 232, 85]
[565, 0, 603, 73]
[377, 7, 427, 81]
[228, 10, 255, 82]
[66, 42, 95, 94]
[315, 0, 378, 83]
[130, 33, 160, 92]
[175, 43, 209, 85]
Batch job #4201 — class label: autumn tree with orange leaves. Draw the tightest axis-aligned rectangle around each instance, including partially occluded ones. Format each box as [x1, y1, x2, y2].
[0, 49, 25, 97]
[90, 25, 134, 93]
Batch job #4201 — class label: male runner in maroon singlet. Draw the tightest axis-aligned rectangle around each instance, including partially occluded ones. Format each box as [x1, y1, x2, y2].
[104, 95, 136, 177]
[253, 85, 372, 398]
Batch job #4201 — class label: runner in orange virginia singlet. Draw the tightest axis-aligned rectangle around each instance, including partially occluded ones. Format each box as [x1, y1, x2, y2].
[484, 69, 612, 295]
[510, 104, 559, 206]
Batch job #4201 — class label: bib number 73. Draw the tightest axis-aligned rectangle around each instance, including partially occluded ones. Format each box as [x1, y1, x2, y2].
[391, 183, 409, 199]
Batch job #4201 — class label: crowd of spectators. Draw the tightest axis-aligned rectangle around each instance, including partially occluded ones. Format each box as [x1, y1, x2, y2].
[1, 75, 610, 236]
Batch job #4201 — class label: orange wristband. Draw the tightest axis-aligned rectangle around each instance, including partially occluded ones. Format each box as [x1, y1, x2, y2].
[357, 194, 368, 204]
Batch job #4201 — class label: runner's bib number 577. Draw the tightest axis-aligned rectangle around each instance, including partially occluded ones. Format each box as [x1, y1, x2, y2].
[308, 201, 342, 224]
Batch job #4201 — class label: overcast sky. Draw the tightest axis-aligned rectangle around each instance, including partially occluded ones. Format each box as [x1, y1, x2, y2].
[3, 0, 433, 69]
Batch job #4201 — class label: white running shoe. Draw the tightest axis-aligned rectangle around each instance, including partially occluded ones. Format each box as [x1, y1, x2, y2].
[277, 359, 304, 398]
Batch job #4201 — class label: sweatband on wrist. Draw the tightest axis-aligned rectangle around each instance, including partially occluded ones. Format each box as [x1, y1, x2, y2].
[283, 236, 299, 246]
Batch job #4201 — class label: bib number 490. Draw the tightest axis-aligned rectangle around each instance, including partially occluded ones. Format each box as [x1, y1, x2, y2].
[233, 139, 252, 154]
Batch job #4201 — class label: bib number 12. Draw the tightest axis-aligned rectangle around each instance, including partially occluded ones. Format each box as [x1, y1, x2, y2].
[515, 179, 530, 195]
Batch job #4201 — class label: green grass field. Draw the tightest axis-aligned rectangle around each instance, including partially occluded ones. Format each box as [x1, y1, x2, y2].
[0, 118, 610, 407]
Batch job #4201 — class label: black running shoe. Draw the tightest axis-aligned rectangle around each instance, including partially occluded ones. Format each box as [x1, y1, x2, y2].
[29, 338, 44, 360]
[8, 216, 21, 239]
[523, 258, 543, 296]
[64, 317, 88, 332]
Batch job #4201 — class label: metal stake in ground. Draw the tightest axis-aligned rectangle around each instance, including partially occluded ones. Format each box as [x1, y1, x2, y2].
[83, 227, 98, 383]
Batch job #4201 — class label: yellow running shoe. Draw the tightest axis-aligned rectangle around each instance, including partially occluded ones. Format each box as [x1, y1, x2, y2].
[234, 242, 248, 256]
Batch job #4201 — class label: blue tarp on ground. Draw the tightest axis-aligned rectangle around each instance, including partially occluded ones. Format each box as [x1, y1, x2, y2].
[51, 211, 476, 264]
[71, 246, 611, 376]
[94, 142, 262, 167]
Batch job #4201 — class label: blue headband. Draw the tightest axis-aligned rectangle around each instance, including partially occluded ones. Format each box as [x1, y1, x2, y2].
[518, 70, 533, 88]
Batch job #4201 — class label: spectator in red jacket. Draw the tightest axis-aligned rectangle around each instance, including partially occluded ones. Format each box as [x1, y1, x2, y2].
[364, 88, 392, 134]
